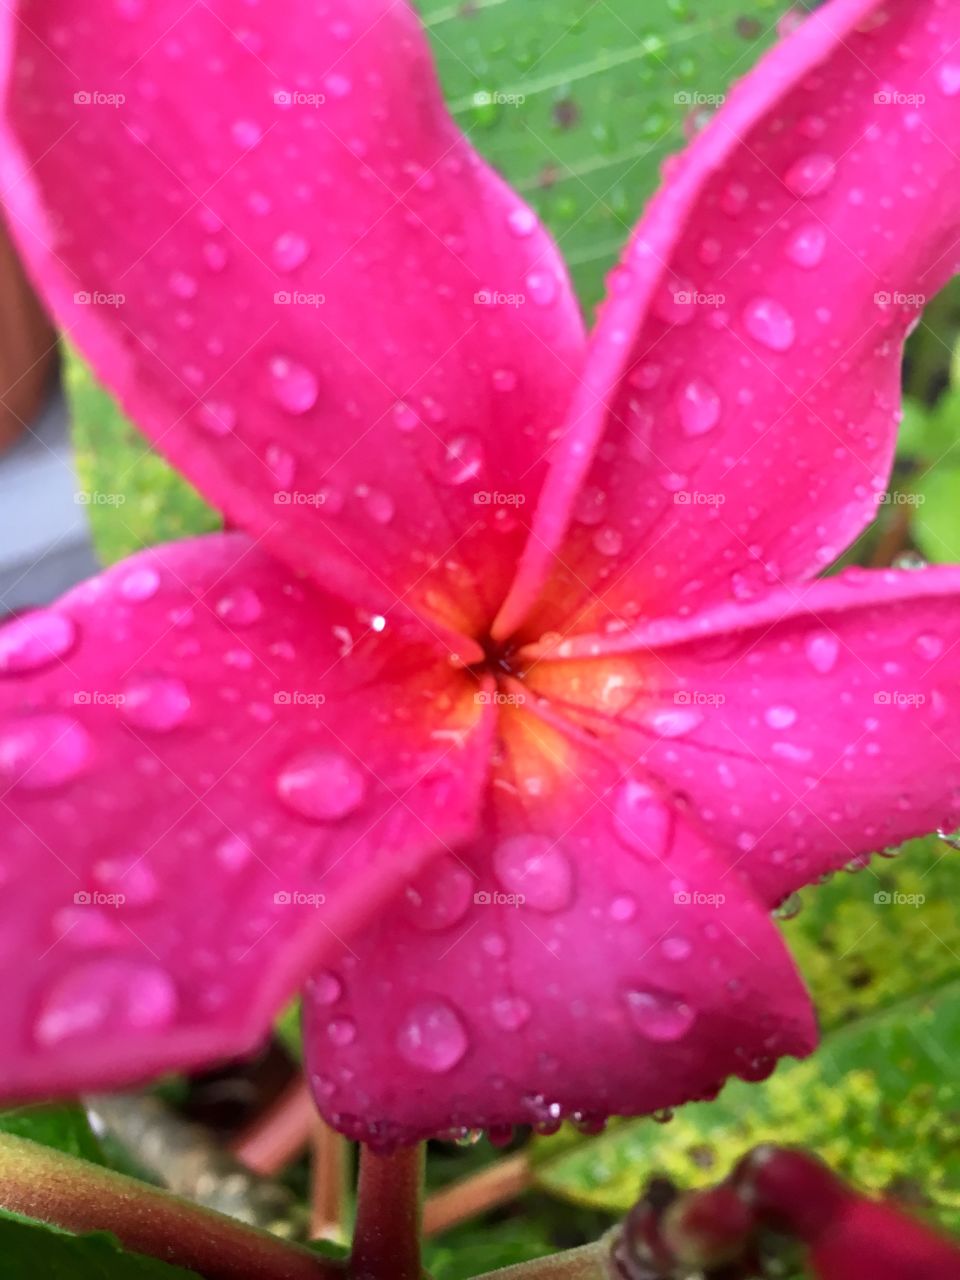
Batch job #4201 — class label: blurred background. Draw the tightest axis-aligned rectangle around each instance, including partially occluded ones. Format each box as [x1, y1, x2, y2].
[2, 2, 959, 1276]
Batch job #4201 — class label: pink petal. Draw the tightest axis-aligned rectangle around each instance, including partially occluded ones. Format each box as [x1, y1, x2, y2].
[522, 565, 960, 907]
[0, 534, 490, 1097]
[495, 0, 960, 640]
[0, 2, 583, 636]
[303, 727, 813, 1145]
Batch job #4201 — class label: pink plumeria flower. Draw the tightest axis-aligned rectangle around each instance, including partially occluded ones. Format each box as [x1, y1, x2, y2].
[0, 0, 958, 1147]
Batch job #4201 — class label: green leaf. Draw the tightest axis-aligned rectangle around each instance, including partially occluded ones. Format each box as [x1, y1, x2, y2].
[914, 464, 960, 562]
[65, 347, 219, 565]
[533, 838, 960, 1229]
[0, 1107, 107, 1167]
[424, 1219, 555, 1279]
[419, 0, 781, 310]
[0, 1209, 203, 1280]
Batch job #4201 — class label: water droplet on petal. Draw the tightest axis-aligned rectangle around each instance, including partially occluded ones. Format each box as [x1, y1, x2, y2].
[122, 675, 191, 732]
[168, 270, 197, 299]
[119, 566, 161, 603]
[937, 64, 960, 97]
[231, 119, 262, 147]
[35, 959, 178, 1046]
[196, 399, 237, 436]
[507, 207, 537, 237]
[525, 270, 557, 306]
[624, 988, 696, 1042]
[432, 434, 484, 486]
[216, 586, 262, 627]
[327, 1016, 356, 1047]
[593, 526, 623, 557]
[269, 356, 319, 415]
[677, 377, 721, 436]
[491, 994, 531, 1031]
[609, 894, 637, 922]
[743, 297, 795, 351]
[396, 998, 468, 1072]
[785, 222, 827, 268]
[404, 857, 474, 932]
[492, 367, 518, 392]
[914, 633, 944, 661]
[312, 970, 342, 1005]
[805, 632, 839, 674]
[764, 705, 797, 730]
[216, 834, 252, 871]
[493, 835, 573, 912]
[271, 232, 310, 273]
[0, 714, 92, 790]
[784, 152, 836, 197]
[276, 749, 366, 821]
[0, 610, 75, 674]
[392, 401, 419, 431]
[614, 780, 671, 859]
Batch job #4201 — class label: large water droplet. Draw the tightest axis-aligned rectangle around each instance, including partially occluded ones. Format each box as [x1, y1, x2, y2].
[937, 64, 960, 97]
[614, 780, 670, 859]
[743, 297, 795, 351]
[624, 988, 696, 1042]
[493, 835, 574, 912]
[396, 998, 468, 1072]
[404, 857, 474, 932]
[0, 714, 92, 790]
[525, 270, 557, 306]
[311, 970, 343, 1005]
[327, 1016, 357, 1047]
[122, 675, 191, 732]
[119, 566, 161, 602]
[0, 610, 75, 674]
[268, 356, 319, 414]
[764, 705, 797, 730]
[785, 223, 826, 268]
[491, 994, 531, 1031]
[34, 959, 178, 1046]
[805, 632, 839, 675]
[276, 749, 366, 821]
[271, 231, 310, 272]
[216, 586, 263, 627]
[677, 377, 721, 436]
[784, 152, 836, 197]
[507, 207, 537, 237]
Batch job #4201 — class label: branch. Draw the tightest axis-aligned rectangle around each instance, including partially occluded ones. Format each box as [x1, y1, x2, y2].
[423, 1154, 531, 1236]
[0, 1132, 342, 1280]
[349, 1145, 424, 1280]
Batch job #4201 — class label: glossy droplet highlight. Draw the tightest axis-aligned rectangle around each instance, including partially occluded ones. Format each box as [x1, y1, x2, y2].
[396, 998, 468, 1072]
[743, 297, 795, 352]
[624, 989, 696, 1042]
[432, 435, 484, 486]
[35, 959, 178, 1046]
[784, 152, 836, 197]
[119, 566, 161, 602]
[493, 835, 573, 913]
[764, 705, 797, 730]
[805, 632, 839, 674]
[216, 586, 263, 627]
[312, 971, 342, 1005]
[491, 994, 532, 1031]
[404, 857, 474, 932]
[327, 1016, 356, 1047]
[268, 356, 319, 414]
[0, 713, 92, 791]
[196, 400, 237, 437]
[677, 377, 721, 436]
[785, 223, 826, 268]
[277, 749, 366, 821]
[122, 676, 191, 732]
[0, 610, 75, 674]
[614, 780, 670, 860]
[271, 231, 310, 272]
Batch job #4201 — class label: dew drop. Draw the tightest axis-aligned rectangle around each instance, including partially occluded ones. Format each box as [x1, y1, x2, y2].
[168, 270, 197, 299]
[764, 705, 798, 730]
[122, 675, 191, 733]
[35, 959, 178, 1046]
[507, 207, 537, 237]
[609, 894, 637, 922]
[492, 367, 518, 392]
[396, 998, 468, 1072]
[785, 223, 827, 268]
[624, 988, 696, 1042]
[312, 970, 343, 1005]
[0, 714, 92, 790]
[269, 356, 319, 414]
[276, 749, 366, 821]
[525, 270, 557, 306]
[491, 994, 532, 1031]
[937, 64, 960, 97]
[216, 586, 262, 627]
[432, 434, 484, 486]
[231, 119, 262, 147]
[216, 834, 252, 871]
[271, 231, 310, 273]
[392, 401, 419, 431]
[493, 835, 573, 912]
[0, 610, 75, 674]
[613, 780, 670, 860]
[784, 152, 836, 197]
[592, 526, 623, 557]
[327, 1016, 357, 1047]
[119, 566, 161, 603]
[403, 857, 474, 932]
[743, 297, 795, 351]
[677, 377, 721, 436]
[805, 632, 839, 674]
[914, 633, 944, 661]
[363, 488, 395, 525]
[196, 400, 237, 436]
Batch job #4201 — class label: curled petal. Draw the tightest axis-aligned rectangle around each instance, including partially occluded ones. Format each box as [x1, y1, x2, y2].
[0, 534, 490, 1097]
[497, 0, 960, 639]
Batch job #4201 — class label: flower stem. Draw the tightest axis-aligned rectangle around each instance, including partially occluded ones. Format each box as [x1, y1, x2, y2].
[0, 1132, 341, 1280]
[423, 1153, 531, 1236]
[470, 1241, 614, 1279]
[349, 1145, 424, 1280]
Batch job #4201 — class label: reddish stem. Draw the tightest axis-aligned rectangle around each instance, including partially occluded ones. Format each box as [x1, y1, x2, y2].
[231, 1077, 317, 1177]
[423, 1153, 531, 1237]
[310, 1119, 350, 1242]
[349, 1145, 423, 1280]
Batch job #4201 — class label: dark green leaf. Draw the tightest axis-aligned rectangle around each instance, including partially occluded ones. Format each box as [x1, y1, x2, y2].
[0, 1209, 203, 1280]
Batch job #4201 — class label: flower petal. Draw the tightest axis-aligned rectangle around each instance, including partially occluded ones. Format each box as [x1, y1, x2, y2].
[302, 712, 813, 1145]
[523, 565, 960, 907]
[0, 0, 584, 637]
[495, 0, 960, 640]
[0, 534, 490, 1098]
